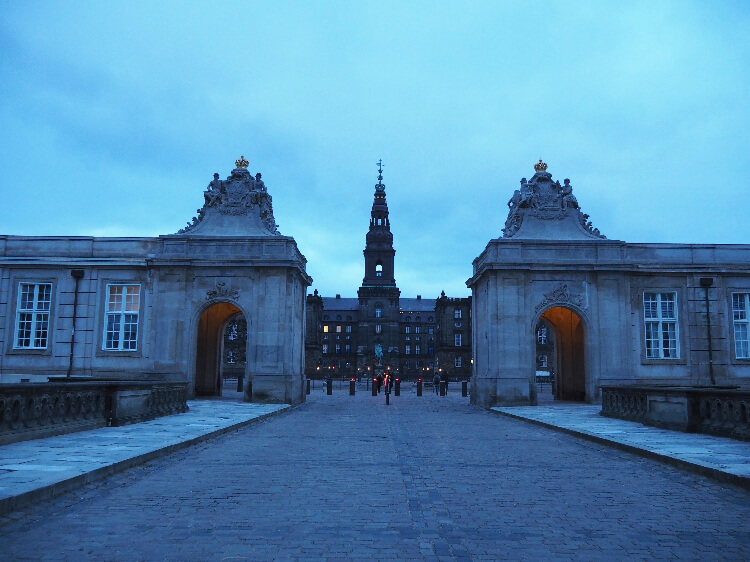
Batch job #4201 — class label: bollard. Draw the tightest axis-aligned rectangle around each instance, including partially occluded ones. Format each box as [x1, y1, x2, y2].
[237, 374, 244, 392]
[306, 379, 311, 395]
[394, 378, 400, 396]
[386, 389, 390, 405]
[326, 378, 332, 395]
[247, 379, 253, 402]
[462, 380, 468, 397]
[349, 378, 355, 396]
[417, 378, 422, 396]
[372, 378, 378, 396]
[440, 380, 446, 396]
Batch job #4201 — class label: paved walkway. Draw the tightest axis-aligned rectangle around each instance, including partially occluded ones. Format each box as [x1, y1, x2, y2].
[0, 389, 748, 560]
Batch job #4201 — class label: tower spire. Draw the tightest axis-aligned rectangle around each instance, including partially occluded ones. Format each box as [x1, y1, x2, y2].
[362, 159, 395, 286]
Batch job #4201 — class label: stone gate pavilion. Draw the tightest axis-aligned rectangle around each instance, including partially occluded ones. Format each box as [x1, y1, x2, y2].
[0, 157, 310, 405]
[468, 160, 750, 408]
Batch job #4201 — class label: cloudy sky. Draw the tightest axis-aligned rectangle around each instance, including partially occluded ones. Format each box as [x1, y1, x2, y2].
[1, 1, 748, 299]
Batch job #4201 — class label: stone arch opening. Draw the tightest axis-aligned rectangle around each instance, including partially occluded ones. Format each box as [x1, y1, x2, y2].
[538, 306, 586, 402]
[194, 302, 244, 397]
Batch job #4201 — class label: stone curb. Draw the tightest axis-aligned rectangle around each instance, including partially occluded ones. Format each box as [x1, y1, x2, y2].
[490, 408, 750, 491]
[0, 405, 293, 516]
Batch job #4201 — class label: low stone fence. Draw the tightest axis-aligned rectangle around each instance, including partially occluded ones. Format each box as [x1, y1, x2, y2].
[601, 385, 750, 441]
[0, 380, 189, 445]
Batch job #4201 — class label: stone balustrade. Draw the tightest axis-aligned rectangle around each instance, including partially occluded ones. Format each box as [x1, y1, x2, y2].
[601, 385, 750, 441]
[0, 380, 189, 445]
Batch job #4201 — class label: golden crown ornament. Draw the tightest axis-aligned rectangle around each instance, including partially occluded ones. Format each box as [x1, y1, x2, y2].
[533, 159, 548, 173]
[235, 155, 249, 169]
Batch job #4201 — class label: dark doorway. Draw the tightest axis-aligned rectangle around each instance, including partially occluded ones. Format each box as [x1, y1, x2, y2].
[539, 306, 586, 401]
[195, 302, 243, 397]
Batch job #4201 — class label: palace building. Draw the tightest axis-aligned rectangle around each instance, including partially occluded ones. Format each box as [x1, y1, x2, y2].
[304, 165, 473, 382]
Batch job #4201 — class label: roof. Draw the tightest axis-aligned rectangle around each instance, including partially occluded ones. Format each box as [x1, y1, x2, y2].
[399, 298, 436, 313]
[321, 297, 359, 311]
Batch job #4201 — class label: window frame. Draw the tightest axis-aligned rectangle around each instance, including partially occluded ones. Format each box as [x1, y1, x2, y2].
[732, 292, 750, 360]
[454, 333, 462, 347]
[13, 281, 54, 350]
[642, 291, 680, 360]
[102, 283, 142, 352]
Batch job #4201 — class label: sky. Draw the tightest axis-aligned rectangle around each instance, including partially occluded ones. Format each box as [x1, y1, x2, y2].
[1, 1, 748, 299]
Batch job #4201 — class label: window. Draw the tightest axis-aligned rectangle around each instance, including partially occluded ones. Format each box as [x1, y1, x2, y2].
[375, 324, 382, 334]
[428, 346, 434, 355]
[455, 333, 462, 346]
[455, 309, 462, 319]
[345, 325, 352, 333]
[104, 284, 140, 351]
[14, 283, 52, 349]
[537, 326, 548, 344]
[345, 344, 351, 354]
[415, 345, 421, 355]
[375, 307, 382, 318]
[455, 357, 462, 368]
[415, 326, 421, 334]
[322, 344, 329, 354]
[415, 336, 420, 341]
[455, 322, 462, 327]
[406, 361, 412, 369]
[335, 344, 341, 354]
[405, 326, 411, 334]
[405, 345, 411, 355]
[428, 327, 434, 334]
[323, 325, 329, 333]
[227, 322, 239, 341]
[416, 316, 421, 322]
[732, 293, 750, 359]
[375, 263, 383, 277]
[428, 316, 433, 322]
[336, 325, 342, 333]
[643, 292, 679, 359]
[538, 354, 548, 368]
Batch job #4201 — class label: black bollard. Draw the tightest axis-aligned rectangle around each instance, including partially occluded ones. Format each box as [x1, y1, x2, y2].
[372, 378, 378, 396]
[326, 378, 332, 395]
[462, 380, 468, 397]
[440, 381, 446, 396]
[349, 378, 355, 396]
[386, 390, 390, 405]
[237, 374, 244, 392]
[306, 379, 311, 395]
[394, 378, 400, 396]
[417, 378, 423, 396]
[247, 379, 253, 402]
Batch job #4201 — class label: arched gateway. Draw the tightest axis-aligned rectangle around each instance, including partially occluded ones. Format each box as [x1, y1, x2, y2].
[194, 302, 244, 397]
[538, 306, 586, 401]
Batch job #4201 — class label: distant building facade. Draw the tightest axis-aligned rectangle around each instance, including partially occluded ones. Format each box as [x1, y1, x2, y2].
[305, 166, 472, 381]
[469, 160, 750, 407]
[0, 157, 310, 405]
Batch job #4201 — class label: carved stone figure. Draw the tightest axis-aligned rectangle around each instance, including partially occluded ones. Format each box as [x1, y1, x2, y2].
[374, 343, 383, 365]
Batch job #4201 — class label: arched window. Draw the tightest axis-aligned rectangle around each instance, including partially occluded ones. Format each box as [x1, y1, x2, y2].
[375, 306, 383, 318]
[537, 326, 548, 345]
[375, 262, 383, 277]
[538, 354, 548, 368]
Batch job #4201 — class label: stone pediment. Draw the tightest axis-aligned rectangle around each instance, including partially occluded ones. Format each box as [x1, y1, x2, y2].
[502, 160, 605, 240]
[176, 156, 280, 236]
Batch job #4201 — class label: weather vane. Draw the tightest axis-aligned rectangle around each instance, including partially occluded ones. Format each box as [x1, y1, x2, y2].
[377, 159, 383, 174]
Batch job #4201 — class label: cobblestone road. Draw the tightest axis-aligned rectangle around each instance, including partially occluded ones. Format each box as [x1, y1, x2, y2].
[1, 390, 748, 560]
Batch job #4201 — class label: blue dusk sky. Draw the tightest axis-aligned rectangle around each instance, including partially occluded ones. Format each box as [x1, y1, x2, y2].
[1, 1, 748, 299]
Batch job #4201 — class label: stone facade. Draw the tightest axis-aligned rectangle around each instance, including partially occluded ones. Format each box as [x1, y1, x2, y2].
[0, 158, 311, 405]
[469, 160, 750, 407]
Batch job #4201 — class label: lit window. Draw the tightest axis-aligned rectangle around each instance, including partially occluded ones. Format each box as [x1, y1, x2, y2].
[14, 283, 52, 349]
[336, 325, 342, 333]
[375, 324, 382, 334]
[405, 345, 411, 355]
[455, 357, 462, 368]
[103, 284, 140, 351]
[323, 325, 329, 333]
[537, 326, 548, 344]
[455, 333, 462, 346]
[643, 292, 679, 359]
[375, 262, 383, 277]
[454, 309, 462, 319]
[732, 293, 750, 359]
